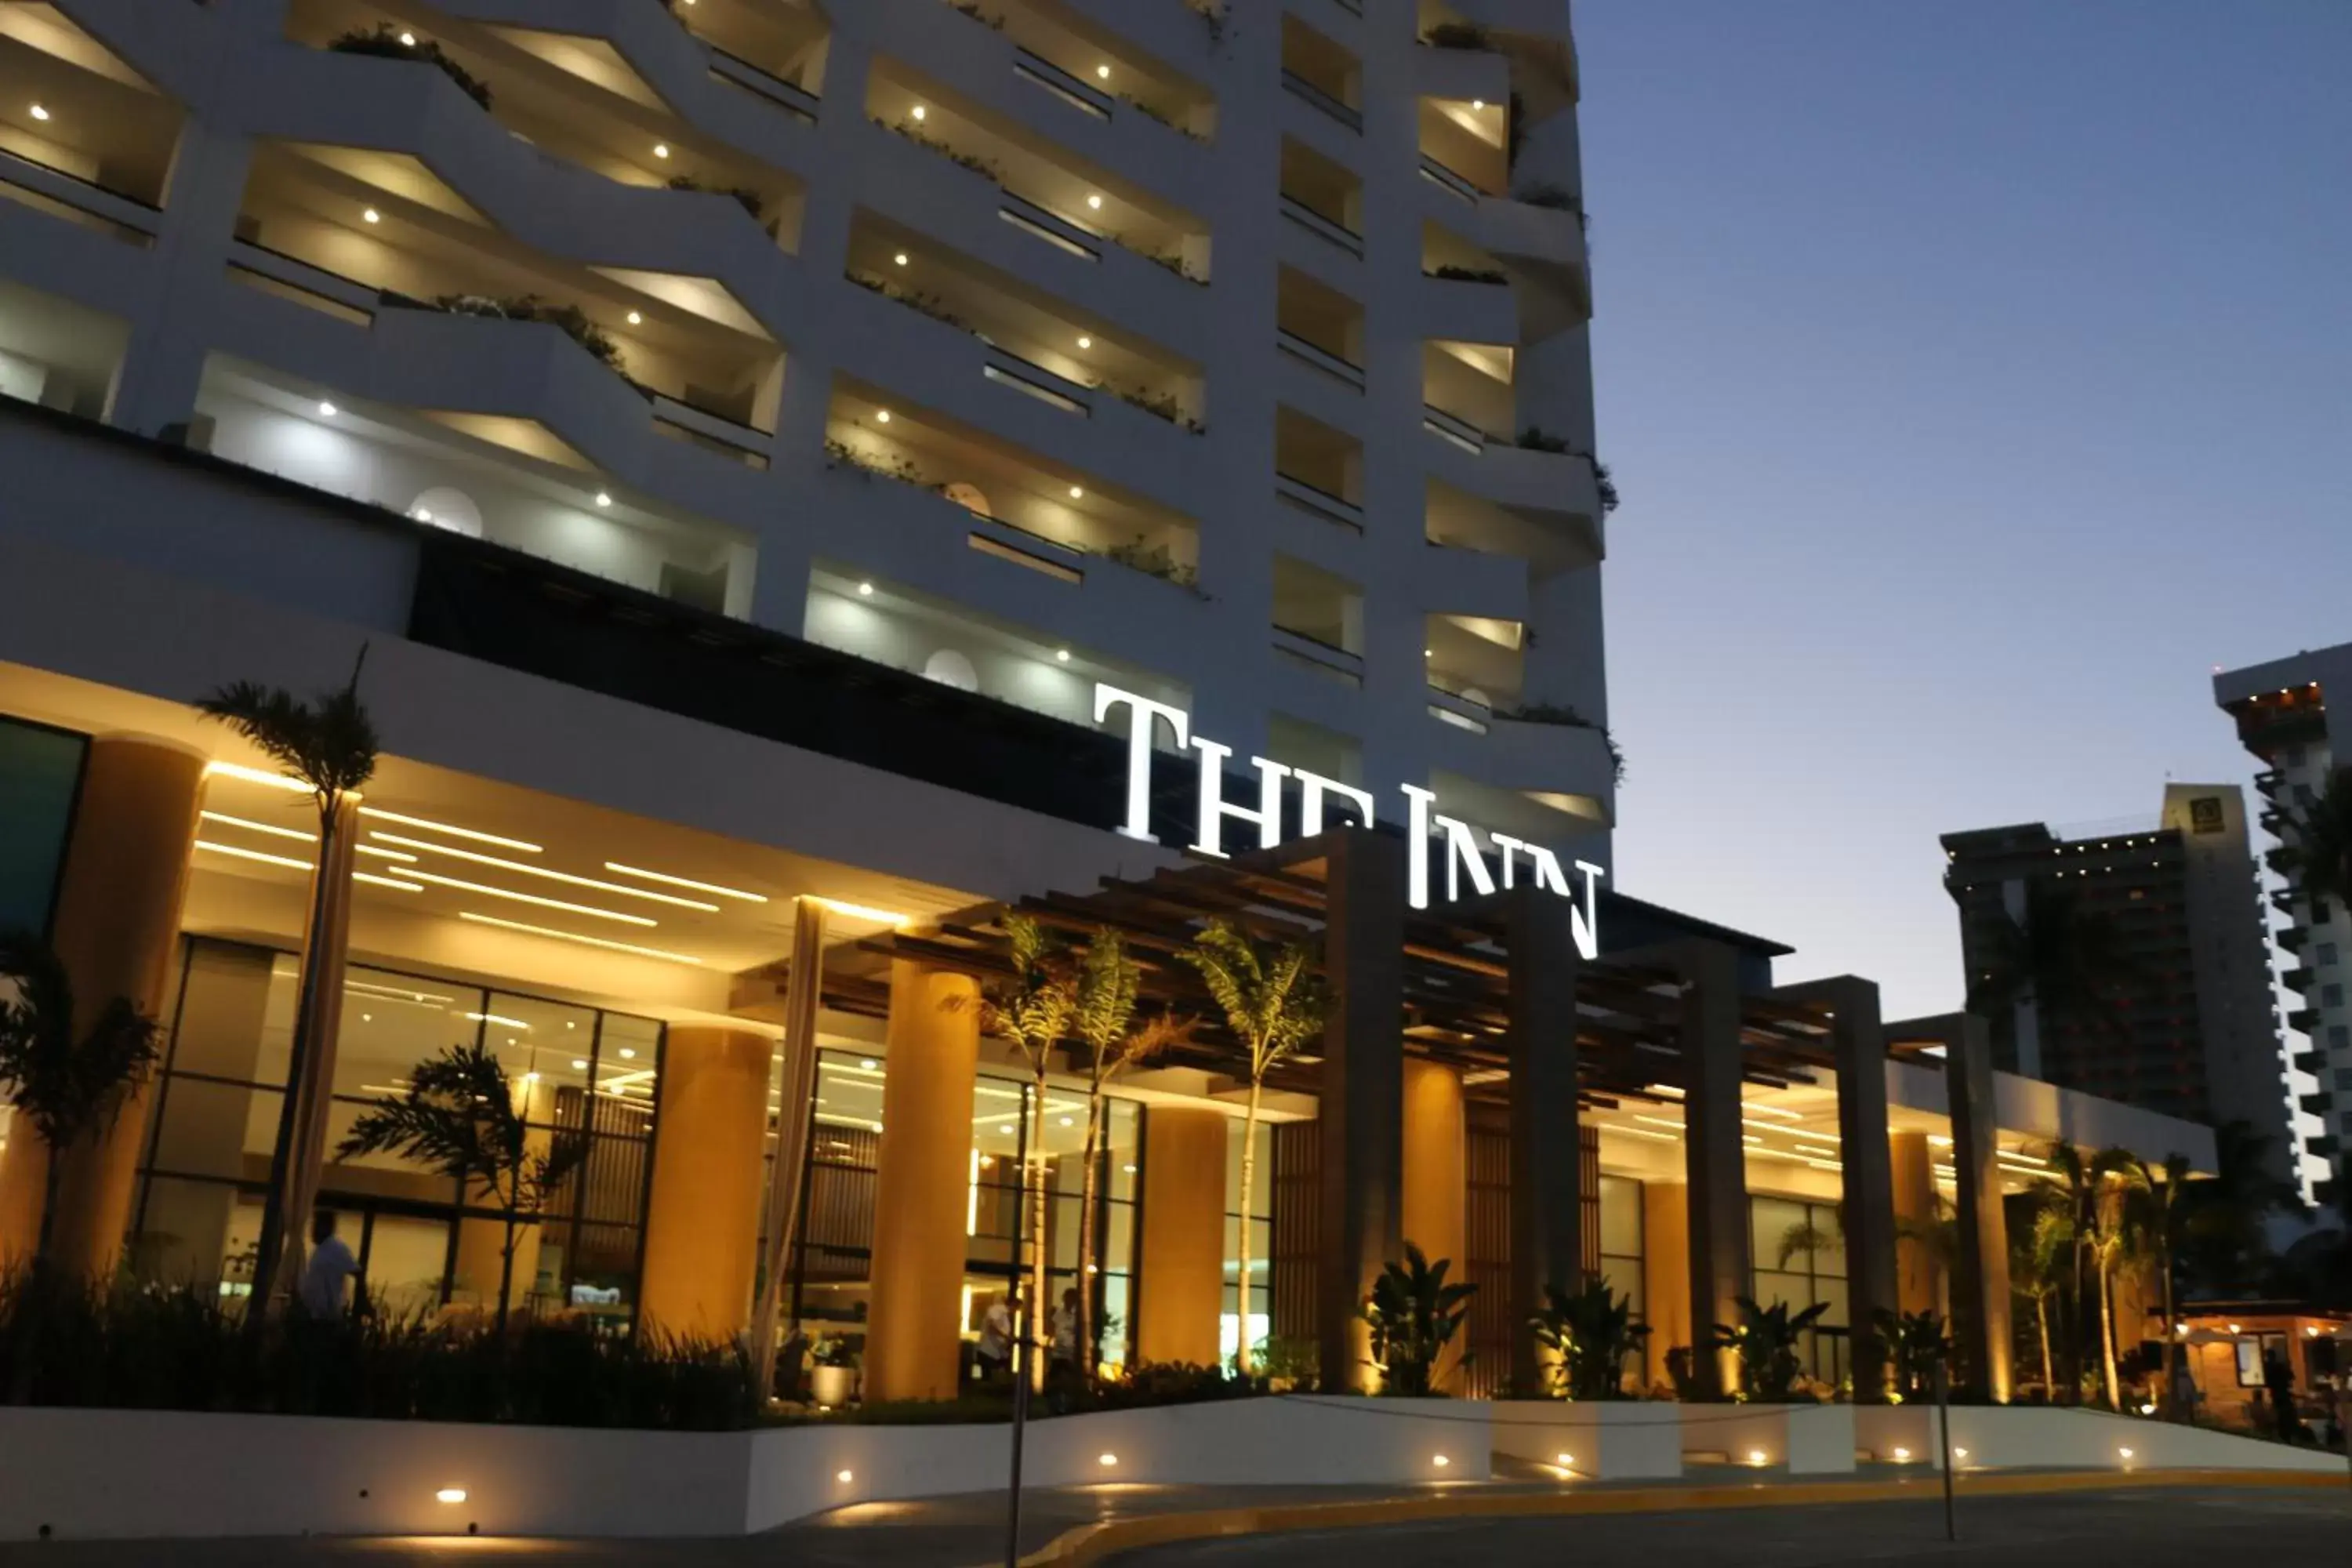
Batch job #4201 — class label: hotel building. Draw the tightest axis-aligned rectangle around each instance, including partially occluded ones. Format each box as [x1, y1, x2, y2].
[1941, 786, 2294, 1183]
[0, 0, 2212, 1405]
[2216, 641, 2352, 1198]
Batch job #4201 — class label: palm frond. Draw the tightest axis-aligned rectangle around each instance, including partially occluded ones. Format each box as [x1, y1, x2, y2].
[0, 933, 160, 1149]
[196, 649, 380, 807]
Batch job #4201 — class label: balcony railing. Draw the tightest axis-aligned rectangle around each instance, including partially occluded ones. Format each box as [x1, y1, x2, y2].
[1276, 328, 1365, 391]
[1418, 154, 1480, 205]
[706, 46, 821, 124]
[1421, 403, 1486, 454]
[649, 392, 771, 468]
[1275, 471, 1363, 532]
[1279, 194, 1363, 257]
[0, 146, 161, 246]
[1000, 191, 1103, 262]
[980, 343, 1091, 416]
[1014, 48, 1115, 121]
[226, 240, 379, 323]
[1272, 626, 1363, 687]
[1282, 71, 1363, 132]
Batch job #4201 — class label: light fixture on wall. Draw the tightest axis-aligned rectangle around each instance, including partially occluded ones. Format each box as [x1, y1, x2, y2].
[626, 310, 642, 325]
[1086, 194, 1103, 210]
[399, 32, 417, 46]
[856, 581, 875, 596]
[1068, 485, 1084, 499]
[362, 208, 380, 224]
[594, 492, 612, 507]
[1096, 65, 1111, 80]
[434, 1487, 466, 1504]
[29, 103, 50, 122]
[893, 252, 909, 267]
[654, 143, 670, 159]
[875, 409, 892, 424]
[316, 401, 338, 417]
[910, 105, 927, 121]
[1054, 648, 1071, 663]
[1076, 335, 1093, 349]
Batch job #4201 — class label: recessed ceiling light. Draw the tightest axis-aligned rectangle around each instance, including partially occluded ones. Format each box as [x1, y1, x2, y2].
[572, 1058, 588, 1069]
[29, 104, 49, 122]
[362, 208, 380, 223]
[412, 506, 433, 522]
[1068, 485, 1084, 499]
[875, 409, 891, 423]
[1055, 648, 1071, 663]
[318, 401, 338, 417]
[619, 1047, 637, 1060]
[593, 491, 612, 507]
[856, 581, 875, 597]
[1076, 335, 1092, 349]
[626, 310, 642, 325]
[892, 252, 909, 266]
[1086, 194, 1103, 210]
[1472, 99, 1485, 110]
[654, 143, 670, 159]
[910, 105, 927, 121]
[1096, 65, 1111, 80]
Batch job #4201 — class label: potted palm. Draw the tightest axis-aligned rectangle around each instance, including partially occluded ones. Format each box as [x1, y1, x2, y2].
[807, 1335, 859, 1407]
[1178, 920, 1323, 1376]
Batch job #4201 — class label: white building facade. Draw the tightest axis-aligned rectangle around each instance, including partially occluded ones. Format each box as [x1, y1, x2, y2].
[0, 0, 1613, 864]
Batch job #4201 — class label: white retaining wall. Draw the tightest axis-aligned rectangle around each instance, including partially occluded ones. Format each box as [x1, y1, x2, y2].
[1490, 1401, 1682, 1479]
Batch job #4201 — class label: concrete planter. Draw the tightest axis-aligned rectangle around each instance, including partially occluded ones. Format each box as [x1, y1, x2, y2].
[1490, 1401, 1681, 1479]
[1679, 1403, 1857, 1474]
[808, 1365, 856, 1408]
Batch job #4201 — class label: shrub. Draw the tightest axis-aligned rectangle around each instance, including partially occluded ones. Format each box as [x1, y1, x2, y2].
[1104, 535, 1200, 589]
[1428, 264, 1508, 285]
[1499, 702, 1624, 783]
[327, 25, 492, 110]
[1360, 1244, 1475, 1396]
[429, 295, 623, 371]
[1422, 23, 1494, 51]
[1515, 425, 1570, 453]
[1512, 182, 1581, 212]
[665, 175, 764, 221]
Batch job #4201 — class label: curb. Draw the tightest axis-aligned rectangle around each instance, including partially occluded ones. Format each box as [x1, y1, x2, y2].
[1014, 1468, 2351, 1566]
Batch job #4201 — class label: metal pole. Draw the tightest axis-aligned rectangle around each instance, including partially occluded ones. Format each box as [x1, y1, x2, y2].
[1936, 1361, 1957, 1544]
[1004, 1083, 1033, 1568]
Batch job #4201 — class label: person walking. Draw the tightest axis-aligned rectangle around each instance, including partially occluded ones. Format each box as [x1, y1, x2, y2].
[2262, 1348, 2300, 1444]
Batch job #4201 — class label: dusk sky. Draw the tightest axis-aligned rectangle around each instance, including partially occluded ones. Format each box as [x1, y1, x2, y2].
[1579, 2, 2352, 1040]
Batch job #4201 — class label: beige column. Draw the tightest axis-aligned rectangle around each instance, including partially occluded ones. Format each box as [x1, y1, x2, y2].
[1641, 1181, 1692, 1391]
[863, 963, 980, 1403]
[0, 735, 205, 1278]
[1890, 1131, 1940, 1315]
[1134, 1105, 1227, 1367]
[639, 1027, 772, 1338]
[1400, 1055, 1467, 1392]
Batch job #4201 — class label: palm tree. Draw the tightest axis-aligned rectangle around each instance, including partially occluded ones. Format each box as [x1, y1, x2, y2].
[2278, 767, 2352, 921]
[2012, 1199, 2074, 1401]
[1067, 928, 1191, 1377]
[978, 914, 1075, 1385]
[0, 933, 162, 1267]
[2082, 1150, 2150, 1410]
[2036, 1141, 2100, 1404]
[198, 651, 378, 1312]
[336, 1040, 585, 1335]
[1178, 919, 1324, 1377]
[2111, 1150, 2191, 1412]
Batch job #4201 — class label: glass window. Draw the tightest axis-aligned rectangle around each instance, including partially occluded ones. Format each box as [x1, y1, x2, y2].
[1596, 1174, 1644, 1320]
[1223, 1116, 1273, 1367]
[0, 714, 83, 936]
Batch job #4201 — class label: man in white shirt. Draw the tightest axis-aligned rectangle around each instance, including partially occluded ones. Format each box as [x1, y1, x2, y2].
[297, 1211, 358, 1320]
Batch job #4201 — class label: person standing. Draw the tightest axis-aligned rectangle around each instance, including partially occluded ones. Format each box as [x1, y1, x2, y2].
[296, 1211, 358, 1320]
[977, 1291, 1014, 1382]
[2263, 1347, 2300, 1443]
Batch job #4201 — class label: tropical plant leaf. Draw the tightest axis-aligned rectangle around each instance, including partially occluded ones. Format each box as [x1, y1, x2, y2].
[196, 649, 380, 811]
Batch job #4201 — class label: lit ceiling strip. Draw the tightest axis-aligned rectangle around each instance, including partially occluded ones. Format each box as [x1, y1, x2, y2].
[358, 808, 543, 855]
[463, 1011, 533, 1029]
[808, 897, 912, 926]
[195, 840, 310, 872]
[603, 862, 769, 903]
[1606, 1125, 1679, 1143]
[371, 833, 718, 910]
[405, 869, 657, 927]
[458, 911, 703, 966]
[1742, 1104, 1805, 1122]
[347, 979, 455, 1004]
[201, 810, 310, 842]
[203, 762, 320, 794]
[355, 873, 423, 892]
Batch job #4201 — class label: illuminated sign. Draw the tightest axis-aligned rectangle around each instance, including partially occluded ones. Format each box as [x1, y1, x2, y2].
[1094, 684, 1602, 956]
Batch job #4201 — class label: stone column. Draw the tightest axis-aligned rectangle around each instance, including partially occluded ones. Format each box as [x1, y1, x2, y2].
[1134, 1105, 1227, 1367]
[1400, 1055, 1466, 1392]
[1776, 976, 1898, 1403]
[8, 735, 207, 1279]
[863, 962, 980, 1403]
[1946, 1013, 2013, 1403]
[1506, 884, 1581, 1396]
[1318, 829, 1405, 1395]
[1890, 1131, 1941, 1314]
[1677, 941, 1750, 1400]
[639, 1027, 773, 1338]
[1641, 1181, 1691, 1390]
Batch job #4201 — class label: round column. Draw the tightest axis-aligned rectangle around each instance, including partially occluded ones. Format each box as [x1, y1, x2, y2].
[1399, 1055, 1466, 1391]
[1641, 1181, 1691, 1391]
[863, 963, 979, 1404]
[3, 735, 205, 1279]
[1890, 1130, 1940, 1314]
[637, 1027, 772, 1338]
[1134, 1105, 1228, 1367]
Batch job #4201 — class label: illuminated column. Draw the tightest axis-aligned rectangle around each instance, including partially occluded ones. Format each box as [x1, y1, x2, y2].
[1945, 1014, 2013, 1403]
[1890, 1131, 1940, 1315]
[1777, 975, 1897, 1403]
[1134, 1105, 1227, 1367]
[1676, 941, 1750, 1401]
[1318, 829, 1406, 1396]
[864, 962, 980, 1403]
[1641, 1182, 1691, 1390]
[1400, 1055, 1466, 1392]
[1506, 884, 1581, 1396]
[1, 735, 205, 1279]
[639, 1027, 772, 1338]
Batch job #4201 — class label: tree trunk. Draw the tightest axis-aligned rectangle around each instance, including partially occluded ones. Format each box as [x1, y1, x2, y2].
[1233, 1076, 1263, 1377]
[33, 1139, 60, 1268]
[2035, 1294, 2054, 1401]
[496, 1210, 518, 1339]
[2158, 1227, 2179, 1417]
[1076, 1087, 1104, 1381]
[1026, 1060, 1050, 1393]
[2096, 1254, 2120, 1410]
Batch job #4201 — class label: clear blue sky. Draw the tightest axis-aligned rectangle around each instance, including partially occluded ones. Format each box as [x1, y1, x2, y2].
[1582, 1, 2352, 1030]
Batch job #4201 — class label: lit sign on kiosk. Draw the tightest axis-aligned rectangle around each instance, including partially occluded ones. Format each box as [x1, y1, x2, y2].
[1094, 684, 1603, 956]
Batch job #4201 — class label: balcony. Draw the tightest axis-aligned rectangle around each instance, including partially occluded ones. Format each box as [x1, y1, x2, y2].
[1279, 137, 1362, 259]
[1272, 554, 1363, 689]
[1275, 406, 1363, 532]
[1280, 15, 1362, 134]
[1417, 96, 1508, 201]
[867, 59, 1209, 284]
[0, 5, 182, 245]
[1425, 612, 1524, 716]
[1426, 475, 1595, 574]
[823, 378, 1200, 595]
[660, 0, 829, 103]
[0, 274, 129, 419]
[191, 355, 753, 615]
[935, 0, 1215, 144]
[1276, 265, 1365, 394]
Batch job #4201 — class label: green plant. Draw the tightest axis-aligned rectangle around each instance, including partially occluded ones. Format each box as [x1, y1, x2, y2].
[1709, 1296, 1829, 1402]
[664, 174, 764, 221]
[844, 270, 971, 332]
[0, 935, 162, 1269]
[326, 25, 492, 110]
[1428, 264, 1508, 285]
[1870, 1308, 1950, 1403]
[945, 0, 1004, 29]
[1178, 921, 1324, 1377]
[427, 295, 624, 372]
[1516, 426, 1570, 453]
[975, 914, 1076, 1385]
[2109, 1150, 2191, 1413]
[881, 118, 1002, 182]
[1527, 1279, 1649, 1400]
[198, 653, 377, 1312]
[1422, 22, 1494, 50]
[823, 437, 926, 486]
[1102, 384, 1206, 434]
[2012, 1200, 2073, 1400]
[1140, 246, 1208, 285]
[1254, 1334, 1318, 1390]
[1104, 535, 1200, 589]
[1360, 1244, 1475, 1396]
[336, 1041, 588, 1336]
[1592, 458, 1621, 514]
[2278, 768, 2352, 921]
[809, 1335, 858, 1368]
[1497, 703, 1624, 784]
[1512, 182, 1581, 212]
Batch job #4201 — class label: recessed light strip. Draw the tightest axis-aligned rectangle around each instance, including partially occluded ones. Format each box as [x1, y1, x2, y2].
[204, 811, 415, 863]
[602, 862, 771, 903]
[358, 808, 543, 855]
[458, 911, 704, 966]
[354, 873, 424, 892]
[810, 897, 913, 926]
[370, 833, 717, 910]
[195, 840, 310, 872]
[401, 869, 658, 927]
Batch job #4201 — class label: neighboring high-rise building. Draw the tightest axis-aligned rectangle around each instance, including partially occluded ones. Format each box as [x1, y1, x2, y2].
[2217, 642, 2352, 1197]
[1941, 786, 2293, 1176]
[0, 0, 1615, 863]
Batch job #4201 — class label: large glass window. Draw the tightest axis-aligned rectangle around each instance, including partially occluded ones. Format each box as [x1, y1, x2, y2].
[131, 938, 662, 1324]
[1748, 1193, 1849, 1390]
[1223, 1117, 1273, 1367]
[0, 714, 82, 936]
[1596, 1174, 1645, 1319]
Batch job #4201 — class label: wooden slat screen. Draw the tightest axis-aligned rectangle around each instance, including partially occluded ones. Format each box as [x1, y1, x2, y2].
[1269, 1120, 1319, 1354]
